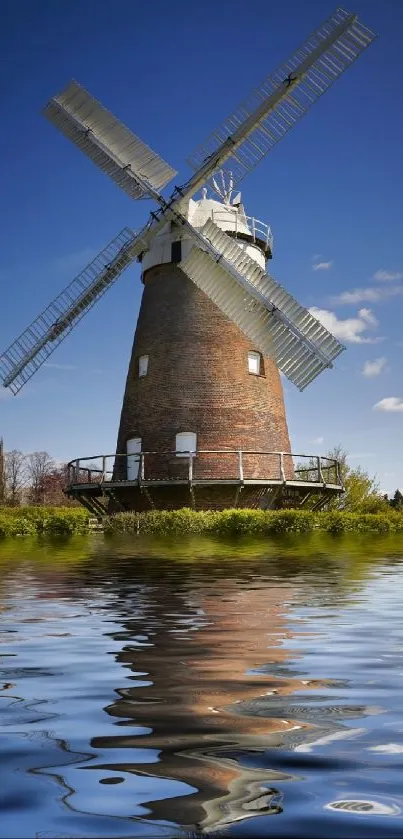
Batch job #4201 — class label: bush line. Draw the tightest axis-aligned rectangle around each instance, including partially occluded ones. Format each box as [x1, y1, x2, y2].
[0, 507, 90, 537]
[103, 508, 403, 536]
[1, 507, 403, 538]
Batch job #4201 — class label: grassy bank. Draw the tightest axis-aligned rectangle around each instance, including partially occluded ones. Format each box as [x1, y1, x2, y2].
[0, 507, 90, 537]
[104, 508, 403, 536]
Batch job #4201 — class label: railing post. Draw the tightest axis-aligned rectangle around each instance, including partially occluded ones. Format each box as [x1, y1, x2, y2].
[238, 449, 244, 482]
[317, 456, 324, 484]
[188, 453, 193, 484]
[139, 452, 144, 483]
[280, 452, 286, 482]
[102, 456, 106, 482]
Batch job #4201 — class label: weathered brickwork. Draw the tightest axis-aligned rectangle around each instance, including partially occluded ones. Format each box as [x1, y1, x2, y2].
[115, 261, 293, 503]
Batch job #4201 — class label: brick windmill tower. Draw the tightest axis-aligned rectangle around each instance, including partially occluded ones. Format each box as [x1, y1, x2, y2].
[0, 8, 376, 513]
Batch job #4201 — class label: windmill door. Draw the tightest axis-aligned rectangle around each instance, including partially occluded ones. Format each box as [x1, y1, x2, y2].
[127, 437, 142, 481]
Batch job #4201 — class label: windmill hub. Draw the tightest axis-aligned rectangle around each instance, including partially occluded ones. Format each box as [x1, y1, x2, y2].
[0, 7, 377, 514]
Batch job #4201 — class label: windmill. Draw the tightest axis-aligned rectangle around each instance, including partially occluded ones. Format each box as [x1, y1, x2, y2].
[0, 8, 376, 514]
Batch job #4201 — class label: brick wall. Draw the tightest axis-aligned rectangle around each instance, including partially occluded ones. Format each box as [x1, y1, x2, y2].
[115, 262, 293, 489]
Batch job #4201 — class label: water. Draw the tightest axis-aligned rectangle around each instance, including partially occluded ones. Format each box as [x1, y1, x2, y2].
[1, 534, 403, 838]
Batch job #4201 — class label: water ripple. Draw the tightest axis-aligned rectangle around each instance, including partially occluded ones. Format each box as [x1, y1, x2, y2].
[0, 538, 403, 836]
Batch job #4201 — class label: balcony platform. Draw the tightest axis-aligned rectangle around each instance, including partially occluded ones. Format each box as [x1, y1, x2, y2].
[65, 450, 344, 517]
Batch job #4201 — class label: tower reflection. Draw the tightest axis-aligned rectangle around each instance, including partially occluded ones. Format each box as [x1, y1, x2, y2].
[91, 577, 313, 831]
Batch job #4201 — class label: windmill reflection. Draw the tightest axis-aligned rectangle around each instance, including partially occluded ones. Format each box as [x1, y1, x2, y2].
[90, 579, 316, 831]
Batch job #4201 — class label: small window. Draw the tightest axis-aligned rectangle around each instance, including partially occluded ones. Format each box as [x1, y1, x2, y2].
[248, 351, 262, 375]
[176, 431, 197, 457]
[171, 241, 182, 263]
[139, 355, 149, 377]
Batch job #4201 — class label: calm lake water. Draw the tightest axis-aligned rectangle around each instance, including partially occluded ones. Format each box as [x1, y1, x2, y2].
[1, 534, 403, 838]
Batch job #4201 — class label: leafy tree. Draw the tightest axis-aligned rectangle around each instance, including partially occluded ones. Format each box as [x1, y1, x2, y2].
[390, 489, 403, 511]
[325, 446, 388, 513]
[297, 446, 389, 513]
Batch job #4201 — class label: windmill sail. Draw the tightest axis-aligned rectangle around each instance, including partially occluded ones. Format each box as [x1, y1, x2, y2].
[186, 7, 376, 195]
[0, 228, 141, 394]
[44, 81, 177, 199]
[179, 219, 344, 390]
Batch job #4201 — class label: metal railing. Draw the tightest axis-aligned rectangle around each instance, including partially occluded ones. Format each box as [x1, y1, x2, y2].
[67, 450, 343, 489]
[210, 208, 273, 253]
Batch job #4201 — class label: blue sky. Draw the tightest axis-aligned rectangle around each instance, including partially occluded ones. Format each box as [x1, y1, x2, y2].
[0, 0, 402, 494]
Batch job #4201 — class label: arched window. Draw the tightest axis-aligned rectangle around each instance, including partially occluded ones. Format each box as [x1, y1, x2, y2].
[126, 437, 142, 480]
[176, 431, 197, 458]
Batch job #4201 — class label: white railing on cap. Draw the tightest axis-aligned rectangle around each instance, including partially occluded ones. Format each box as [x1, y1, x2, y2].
[211, 208, 273, 252]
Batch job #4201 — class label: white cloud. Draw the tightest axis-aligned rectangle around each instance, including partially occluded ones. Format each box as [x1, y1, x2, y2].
[373, 397, 403, 413]
[313, 261, 333, 271]
[309, 306, 380, 344]
[362, 357, 387, 378]
[373, 269, 403, 282]
[332, 286, 403, 304]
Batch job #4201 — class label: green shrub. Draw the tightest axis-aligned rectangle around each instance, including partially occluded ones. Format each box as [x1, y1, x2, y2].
[104, 508, 403, 537]
[264, 510, 316, 534]
[0, 506, 90, 538]
[1, 504, 402, 539]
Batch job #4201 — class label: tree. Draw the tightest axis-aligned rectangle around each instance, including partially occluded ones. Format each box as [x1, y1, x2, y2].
[42, 464, 77, 506]
[325, 446, 388, 513]
[26, 451, 55, 505]
[297, 445, 389, 513]
[4, 449, 26, 506]
[390, 489, 403, 511]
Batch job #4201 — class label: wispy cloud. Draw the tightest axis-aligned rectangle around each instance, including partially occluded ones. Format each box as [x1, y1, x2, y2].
[53, 247, 96, 276]
[373, 397, 403, 413]
[372, 269, 403, 282]
[309, 306, 381, 344]
[313, 436, 324, 444]
[42, 362, 103, 375]
[43, 363, 76, 371]
[362, 357, 387, 378]
[313, 260, 333, 271]
[332, 285, 403, 304]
